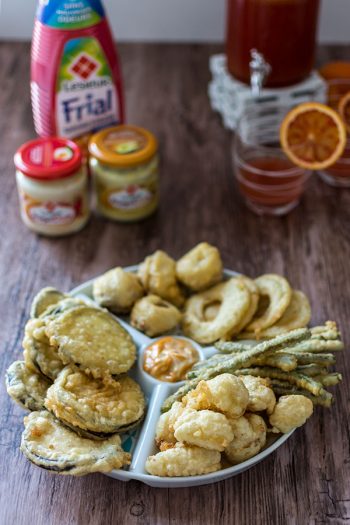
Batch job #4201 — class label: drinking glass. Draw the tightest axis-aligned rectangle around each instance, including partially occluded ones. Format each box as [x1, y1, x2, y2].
[319, 79, 350, 188]
[233, 107, 311, 216]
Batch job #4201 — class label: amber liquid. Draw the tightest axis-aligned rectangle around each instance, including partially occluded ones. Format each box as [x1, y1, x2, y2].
[226, 0, 320, 87]
[324, 145, 350, 180]
[237, 156, 307, 207]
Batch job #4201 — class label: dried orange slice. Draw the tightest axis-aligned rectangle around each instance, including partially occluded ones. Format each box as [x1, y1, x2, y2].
[280, 102, 347, 170]
[338, 91, 350, 133]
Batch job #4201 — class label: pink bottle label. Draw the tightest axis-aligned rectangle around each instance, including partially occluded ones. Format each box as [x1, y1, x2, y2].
[55, 36, 119, 138]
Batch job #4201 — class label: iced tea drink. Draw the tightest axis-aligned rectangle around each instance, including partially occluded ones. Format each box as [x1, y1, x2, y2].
[226, 0, 320, 87]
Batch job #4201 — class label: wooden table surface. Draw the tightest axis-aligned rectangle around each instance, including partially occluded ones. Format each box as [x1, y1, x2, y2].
[0, 42, 349, 525]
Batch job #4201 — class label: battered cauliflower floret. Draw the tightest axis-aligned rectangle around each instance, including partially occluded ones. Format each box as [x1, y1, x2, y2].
[93, 267, 144, 314]
[176, 242, 223, 292]
[240, 375, 276, 415]
[155, 401, 185, 446]
[183, 373, 249, 419]
[145, 443, 221, 477]
[269, 395, 314, 434]
[173, 408, 234, 451]
[138, 250, 185, 307]
[131, 295, 181, 337]
[225, 413, 267, 464]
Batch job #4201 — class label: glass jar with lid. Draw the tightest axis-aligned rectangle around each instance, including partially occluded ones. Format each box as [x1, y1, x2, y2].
[14, 137, 90, 236]
[89, 125, 159, 222]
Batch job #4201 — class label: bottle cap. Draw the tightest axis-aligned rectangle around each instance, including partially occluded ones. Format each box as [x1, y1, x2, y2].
[15, 137, 82, 180]
[89, 125, 158, 168]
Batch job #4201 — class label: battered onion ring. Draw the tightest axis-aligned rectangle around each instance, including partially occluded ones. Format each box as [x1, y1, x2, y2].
[176, 242, 223, 292]
[244, 274, 292, 336]
[182, 278, 251, 344]
[131, 295, 182, 337]
[252, 290, 311, 339]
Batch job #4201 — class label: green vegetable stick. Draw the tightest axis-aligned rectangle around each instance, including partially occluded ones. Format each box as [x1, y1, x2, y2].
[285, 352, 336, 366]
[296, 364, 328, 376]
[271, 384, 333, 408]
[235, 367, 324, 396]
[162, 328, 310, 412]
[313, 373, 342, 387]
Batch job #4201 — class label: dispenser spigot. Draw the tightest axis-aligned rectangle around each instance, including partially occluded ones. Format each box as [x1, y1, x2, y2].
[249, 49, 271, 96]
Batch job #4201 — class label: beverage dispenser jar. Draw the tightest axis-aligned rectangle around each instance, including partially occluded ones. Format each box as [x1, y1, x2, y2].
[226, 0, 321, 90]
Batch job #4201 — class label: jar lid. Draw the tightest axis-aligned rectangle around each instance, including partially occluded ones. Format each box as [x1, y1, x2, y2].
[89, 125, 158, 168]
[14, 137, 82, 180]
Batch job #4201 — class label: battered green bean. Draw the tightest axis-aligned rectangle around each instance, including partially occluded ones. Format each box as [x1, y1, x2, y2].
[252, 353, 298, 372]
[162, 328, 310, 412]
[215, 341, 256, 354]
[296, 364, 328, 377]
[235, 367, 324, 396]
[280, 340, 344, 353]
[285, 352, 336, 366]
[313, 373, 342, 387]
[271, 383, 333, 408]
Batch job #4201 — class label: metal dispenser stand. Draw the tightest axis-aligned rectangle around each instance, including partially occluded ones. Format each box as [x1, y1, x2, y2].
[209, 54, 327, 130]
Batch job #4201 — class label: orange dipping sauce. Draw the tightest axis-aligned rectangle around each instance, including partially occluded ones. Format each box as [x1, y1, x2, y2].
[143, 337, 199, 383]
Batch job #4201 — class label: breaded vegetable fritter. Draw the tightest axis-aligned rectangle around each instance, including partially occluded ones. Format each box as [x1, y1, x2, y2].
[155, 401, 185, 446]
[173, 408, 233, 451]
[21, 411, 130, 476]
[23, 319, 65, 380]
[5, 361, 51, 412]
[93, 267, 144, 314]
[225, 414, 267, 464]
[269, 395, 313, 433]
[45, 367, 145, 436]
[30, 287, 67, 318]
[176, 242, 223, 292]
[183, 374, 249, 419]
[46, 306, 136, 378]
[138, 250, 185, 307]
[239, 375, 276, 415]
[131, 295, 181, 337]
[145, 443, 221, 477]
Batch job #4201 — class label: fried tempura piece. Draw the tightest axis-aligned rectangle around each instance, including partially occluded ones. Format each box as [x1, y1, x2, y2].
[138, 250, 185, 307]
[145, 443, 221, 477]
[155, 401, 185, 446]
[131, 295, 181, 337]
[239, 375, 276, 415]
[183, 373, 249, 419]
[176, 242, 223, 292]
[173, 408, 233, 451]
[269, 395, 313, 433]
[225, 413, 267, 464]
[93, 267, 144, 314]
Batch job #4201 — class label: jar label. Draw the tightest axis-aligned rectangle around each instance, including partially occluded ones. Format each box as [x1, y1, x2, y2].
[105, 185, 153, 210]
[56, 37, 119, 139]
[21, 194, 83, 226]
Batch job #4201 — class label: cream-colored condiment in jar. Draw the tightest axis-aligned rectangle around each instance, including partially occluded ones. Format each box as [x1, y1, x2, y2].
[89, 125, 159, 222]
[15, 138, 90, 236]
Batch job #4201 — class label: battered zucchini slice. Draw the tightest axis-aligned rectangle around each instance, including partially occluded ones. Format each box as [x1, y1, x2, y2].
[5, 361, 51, 411]
[45, 367, 145, 436]
[21, 411, 131, 475]
[30, 288, 67, 318]
[23, 319, 65, 380]
[45, 306, 137, 377]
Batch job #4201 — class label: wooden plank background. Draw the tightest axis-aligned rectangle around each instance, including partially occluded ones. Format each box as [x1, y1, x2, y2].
[0, 42, 349, 525]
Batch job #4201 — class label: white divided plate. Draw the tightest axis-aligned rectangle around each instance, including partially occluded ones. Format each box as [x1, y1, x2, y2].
[71, 266, 294, 488]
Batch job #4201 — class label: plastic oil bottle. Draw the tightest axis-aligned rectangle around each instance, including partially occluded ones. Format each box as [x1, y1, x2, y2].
[31, 0, 124, 150]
